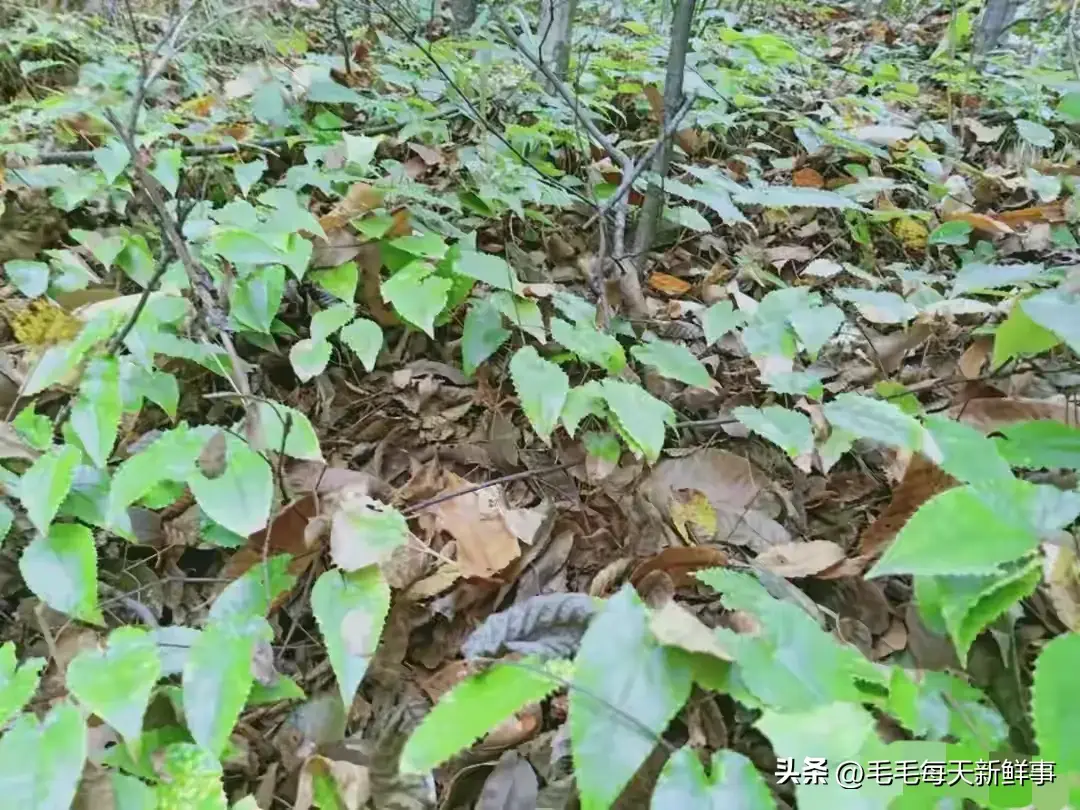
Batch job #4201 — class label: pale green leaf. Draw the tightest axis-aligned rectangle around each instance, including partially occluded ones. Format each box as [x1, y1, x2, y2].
[342, 133, 382, 170]
[339, 318, 383, 372]
[664, 205, 711, 231]
[70, 357, 122, 468]
[400, 657, 562, 774]
[310, 302, 355, 343]
[66, 626, 161, 741]
[734, 185, 858, 210]
[0, 702, 87, 810]
[18, 444, 81, 535]
[310, 261, 358, 302]
[1033, 632, 1080, 773]
[230, 264, 285, 334]
[922, 415, 1012, 486]
[651, 747, 776, 810]
[107, 426, 205, 522]
[254, 401, 323, 461]
[733, 405, 813, 458]
[380, 261, 451, 338]
[391, 232, 447, 260]
[330, 496, 408, 571]
[550, 318, 625, 374]
[211, 230, 283, 266]
[698, 300, 744, 345]
[488, 291, 546, 342]
[311, 566, 391, 708]
[154, 743, 227, 810]
[208, 555, 296, 626]
[233, 157, 267, 197]
[572, 585, 692, 810]
[787, 303, 844, 356]
[764, 370, 824, 399]
[70, 230, 125, 270]
[952, 262, 1047, 296]
[509, 346, 569, 444]
[928, 220, 972, 246]
[94, 139, 130, 183]
[187, 437, 273, 537]
[20, 523, 102, 624]
[1021, 288, 1080, 354]
[289, 338, 332, 382]
[248, 673, 305, 705]
[823, 393, 924, 452]
[182, 618, 270, 757]
[4, 260, 49, 298]
[552, 290, 597, 324]
[993, 303, 1061, 368]
[561, 380, 607, 438]
[0, 642, 45, 729]
[12, 404, 52, 451]
[451, 251, 520, 292]
[1015, 119, 1055, 148]
[1057, 92, 1080, 122]
[631, 338, 712, 388]
[150, 149, 182, 196]
[995, 419, 1080, 470]
[664, 178, 747, 224]
[461, 298, 510, 376]
[601, 379, 675, 463]
[834, 288, 917, 324]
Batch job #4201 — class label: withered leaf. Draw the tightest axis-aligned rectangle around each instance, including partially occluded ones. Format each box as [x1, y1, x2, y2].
[462, 592, 596, 660]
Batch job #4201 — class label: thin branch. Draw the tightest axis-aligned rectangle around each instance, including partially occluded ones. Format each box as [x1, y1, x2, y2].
[105, 248, 175, 354]
[330, 0, 353, 77]
[403, 463, 569, 515]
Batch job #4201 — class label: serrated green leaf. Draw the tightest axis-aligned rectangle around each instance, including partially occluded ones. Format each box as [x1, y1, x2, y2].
[993, 303, 1062, 368]
[0, 701, 87, 810]
[823, 393, 924, 452]
[651, 747, 775, 810]
[572, 585, 692, 810]
[339, 318, 383, 372]
[488, 291, 546, 342]
[150, 149, 182, 196]
[108, 425, 205, 522]
[182, 618, 270, 757]
[733, 405, 813, 458]
[0, 642, 45, 729]
[5, 260, 50, 298]
[914, 557, 1040, 664]
[311, 261, 359, 303]
[510, 346, 569, 444]
[922, 415, 1012, 486]
[154, 743, 227, 810]
[330, 496, 408, 571]
[342, 133, 382, 170]
[20, 523, 102, 624]
[1015, 119, 1054, 148]
[391, 232, 447, 260]
[631, 338, 712, 388]
[312, 566, 390, 708]
[928, 220, 972, 246]
[764, 370, 824, 399]
[735, 185, 857, 209]
[601, 379, 675, 463]
[13, 404, 52, 451]
[289, 337, 332, 381]
[400, 656, 561, 775]
[552, 290, 597, 324]
[550, 318, 625, 374]
[1033, 632, 1080, 773]
[664, 178, 747, 224]
[834, 288, 917, 324]
[787, 302, 844, 357]
[70, 357, 122, 468]
[561, 380, 607, 437]
[211, 230, 283, 266]
[311, 302, 355, 343]
[24, 343, 83, 397]
[461, 298, 510, 376]
[380, 261, 451, 338]
[253, 401, 323, 461]
[1020, 288, 1080, 355]
[869, 480, 1080, 577]
[19, 444, 81, 535]
[698, 300, 744, 345]
[70, 230, 125, 270]
[188, 436, 272, 537]
[94, 139, 130, 183]
[66, 626, 160, 741]
[233, 157, 267, 197]
[952, 262, 1047, 296]
[230, 264, 285, 334]
[995, 419, 1080, 470]
[208, 555, 296, 626]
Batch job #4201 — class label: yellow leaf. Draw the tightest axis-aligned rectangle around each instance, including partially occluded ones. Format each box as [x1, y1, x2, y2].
[669, 489, 717, 542]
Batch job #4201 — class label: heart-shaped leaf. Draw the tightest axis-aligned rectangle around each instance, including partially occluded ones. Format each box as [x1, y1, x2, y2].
[188, 437, 273, 537]
[339, 318, 384, 372]
[19, 523, 103, 625]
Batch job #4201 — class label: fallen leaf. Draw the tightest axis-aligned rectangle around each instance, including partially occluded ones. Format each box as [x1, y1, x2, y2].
[647, 272, 691, 296]
[648, 600, 733, 660]
[478, 751, 539, 810]
[319, 182, 384, 233]
[997, 201, 1067, 227]
[951, 396, 1072, 431]
[432, 473, 521, 578]
[630, 545, 729, 588]
[223, 495, 320, 581]
[669, 490, 718, 542]
[0, 422, 41, 461]
[643, 85, 664, 123]
[765, 245, 814, 267]
[358, 243, 400, 327]
[403, 563, 462, 600]
[754, 540, 846, 578]
[858, 454, 956, 563]
[793, 167, 825, 188]
[408, 142, 443, 166]
[957, 338, 991, 379]
[295, 756, 370, 810]
[942, 211, 1014, 237]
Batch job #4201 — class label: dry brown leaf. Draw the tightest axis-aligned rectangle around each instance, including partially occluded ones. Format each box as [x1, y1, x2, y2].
[643, 85, 664, 123]
[858, 455, 955, 563]
[630, 545, 728, 588]
[754, 540, 846, 578]
[196, 431, 228, 480]
[319, 182, 384, 232]
[223, 495, 319, 581]
[295, 756, 370, 810]
[648, 600, 733, 660]
[765, 245, 814, 267]
[675, 128, 706, 156]
[1043, 543, 1080, 632]
[311, 227, 362, 269]
[0, 422, 41, 461]
[793, 167, 825, 188]
[957, 338, 991, 379]
[942, 211, 1014, 237]
[872, 618, 909, 660]
[950, 396, 1072, 431]
[408, 142, 443, 166]
[432, 472, 521, 578]
[357, 242, 400, 327]
[647, 272, 691, 296]
[997, 201, 1067, 227]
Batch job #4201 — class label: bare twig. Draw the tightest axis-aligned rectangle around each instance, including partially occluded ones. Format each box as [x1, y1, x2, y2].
[105, 248, 175, 354]
[330, 0, 353, 77]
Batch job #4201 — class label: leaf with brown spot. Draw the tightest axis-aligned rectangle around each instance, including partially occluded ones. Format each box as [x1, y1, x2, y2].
[630, 546, 728, 588]
[196, 431, 228, 480]
[793, 167, 824, 188]
[647, 272, 691, 297]
[754, 540, 846, 578]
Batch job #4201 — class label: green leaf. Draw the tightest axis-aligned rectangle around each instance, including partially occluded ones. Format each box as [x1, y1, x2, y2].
[380, 261, 451, 338]
[451, 251, 520, 291]
[0, 642, 45, 729]
[786, 303, 844, 357]
[391, 232, 447, 260]
[66, 626, 161, 741]
[765, 370, 824, 399]
[310, 261, 359, 302]
[651, 747, 775, 810]
[1058, 92, 1080, 122]
[342, 133, 382, 170]
[12, 404, 53, 451]
[550, 318, 625, 374]
[552, 290, 597, 324]
[869, 480, 1080, 577]
[70, 230, 125, 270]
[952, 262, 1047, 295]
[182, 618, 270, 757]
[4, 260, 50, 298]
[601, 379, 675, 464]
[834, 288, 917, 324]
[230, 264, 285, 334]
[664, 178, 747, 224]
[698, 300, 744, 345]
[631, 338, 712, 388]
[1020, 288, 1080, 355]
[24, 343, 84, 397]
[211, 230, 283, 266]
[995, 419, 1080, 470]
[20, 523, 102, 624]
[664, 205, 711, 232]
[561, 381, 607, 437]
[733, 405, 813, 458]
[150, 149, 182, 196]
[489, 291, 546, 342]
[233, 157, 267, 197]
[928, 220, 973, 246]
[993, 303, 1061, 368]
[18, 444, 81, 535]
[886, 668, 1007, 748]
[823, 393, 925, 452]
[584, 430, 621, 463]
[187, 436, 273, 537]
[254, 401, 323, 461]
[208, 555, 296, 625]
[310, 302, 355, 343]
[289, 337, 332, 382]
[0, 702, 87, 810]
[572, 585, 692, 810]
[311, 566, 391, 708]
[70, 357, 122, 468]
[734, 185, 857, 210]
[914, 557, 1041, 664]
[154, 743, 227, 810]
[339, 318, 383, 372]
[108, 426, 205, 522]
[1033, 632, 1080, 773]
[400, 657, 563, 774]
[94, 139, 130, 183]
[248, 673, 305, 705]
[330, 496, 408, 571]
[461, 298, 510, 376]
[922, 415, 1012, 486]
[1015, 119, 1055, 149]
[510, 346, 569, 445]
